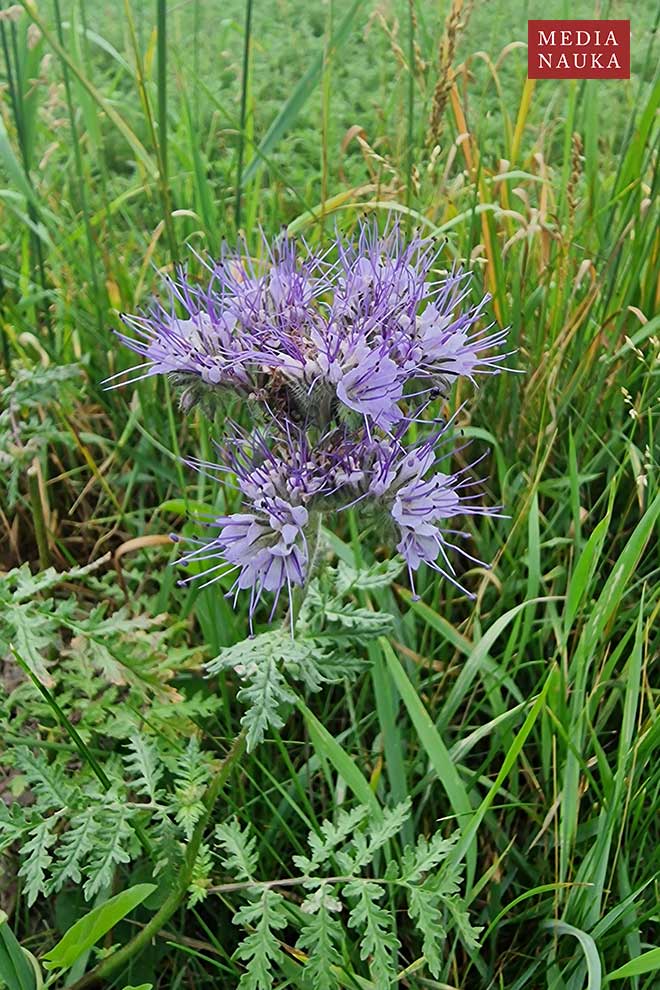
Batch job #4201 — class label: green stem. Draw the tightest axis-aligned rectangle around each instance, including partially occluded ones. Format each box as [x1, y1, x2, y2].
[68, 728, 247, 990]
[406, 0, 416, 224]
[53, 0, 105, 335]
[290, 510, 323, 630]
[66, 522, 321, 987]
[27, 462, 50, 570]
[235, 0, 253, 231]
[12, 649, 154, 859]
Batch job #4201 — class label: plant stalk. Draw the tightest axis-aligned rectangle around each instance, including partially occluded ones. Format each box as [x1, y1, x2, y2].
[68, 728, 247, 989]
[27, 461, 50, 569]
[235, 0, 253, 231]
[289, 510, 323, 631]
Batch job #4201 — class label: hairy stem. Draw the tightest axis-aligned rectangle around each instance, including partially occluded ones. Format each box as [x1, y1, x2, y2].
[68, 520, 321, 987]
[69, 729, 247, 989]
[290, 510, 324, 630]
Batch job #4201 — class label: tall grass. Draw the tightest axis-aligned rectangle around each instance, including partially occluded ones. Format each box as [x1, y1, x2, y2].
[0, 0, 658, 986]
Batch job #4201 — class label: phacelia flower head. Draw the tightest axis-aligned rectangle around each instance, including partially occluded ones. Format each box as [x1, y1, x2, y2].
[364, 424, 501, 598]
[116, 222, 513, 625]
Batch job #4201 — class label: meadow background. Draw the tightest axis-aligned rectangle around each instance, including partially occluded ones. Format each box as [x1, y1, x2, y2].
[0, 0, 658, 988]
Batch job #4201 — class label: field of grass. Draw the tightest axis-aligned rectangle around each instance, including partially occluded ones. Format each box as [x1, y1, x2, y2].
[1, 0, 659, 988]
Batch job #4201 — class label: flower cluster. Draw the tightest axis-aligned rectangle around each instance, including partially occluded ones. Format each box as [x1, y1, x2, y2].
[115, 224, 510, 626]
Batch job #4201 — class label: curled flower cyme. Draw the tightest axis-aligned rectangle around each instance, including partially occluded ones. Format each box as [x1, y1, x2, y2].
[116, 222, 514, 625]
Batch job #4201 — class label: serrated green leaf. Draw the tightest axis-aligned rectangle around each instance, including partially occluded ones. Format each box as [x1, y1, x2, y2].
[124, 735, 163, 801]
[233, 889, 288, 990]
[297, 896, 343, 990]
[335, 558, 403, 594]
[323, 604, 393, 636]
[48, 810, 97, 894]
[294, 805, 369, 874]
[401, 830, 459, 883]
[348, 799, 411, 871]
[345, 879, 399, 985]
[238, 654, 297, 752]
[4, 605, 56, 687]
[216, 818, 259, 881]
[172, 738, 212, 839]
[407, 884, 446, 977]
[82, 807, 133, 900]
[18, 819, 56, 907]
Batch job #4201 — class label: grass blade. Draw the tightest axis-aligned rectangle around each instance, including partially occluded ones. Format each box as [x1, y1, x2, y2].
[379, 637, 475, 885]
[242, 0, 365, 186]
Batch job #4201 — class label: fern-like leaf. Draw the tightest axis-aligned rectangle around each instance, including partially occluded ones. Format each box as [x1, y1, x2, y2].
[124, 734, 163, 801]
[322, 603, 394, 637]
[48, 807, 97, 893]
[444, 894, 483, 950]
[4, 602, 57, 685]
[188, 842, 213, 907]
[407, 883, 446, 977]
[233, 889, 288, 990]
[343, 799, 411, 872]
[0, 801, 28, 850]
[297, 887, 343, 990]
[335, 558, 403, 594]
[216, 818, 259, 881]
[18, 818, 56, 906]
[237, 654, 296, 751]
[294, 805, 369, 875]
[400, 829, 459, 883]
[345, 879, 399, 985]
[207, 632, 297, 751]
[14, 748, 75, 812]
[172, 737, 211, 839]
[83, 804, 133, 899]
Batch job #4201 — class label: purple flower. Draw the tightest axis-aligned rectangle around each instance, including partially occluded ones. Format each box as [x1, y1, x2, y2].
[114, 222, 512, 620]
[113, 224, 510, 428]
[335, 348, 403, 427]
[177, 430, 325, 630]
[366, 432, 499, 598]
[414, 272, 511, 385]
[177, 499, 309, 634]
[114, 309, 245, 388]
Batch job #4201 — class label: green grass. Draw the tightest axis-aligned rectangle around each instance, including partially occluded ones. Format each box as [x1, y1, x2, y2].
[1, 0, 659, 988]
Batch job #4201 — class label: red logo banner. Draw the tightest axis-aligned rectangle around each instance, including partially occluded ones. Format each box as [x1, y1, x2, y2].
[528, 20, 630, 79]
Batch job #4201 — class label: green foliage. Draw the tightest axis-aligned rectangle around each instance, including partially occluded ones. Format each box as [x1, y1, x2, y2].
[0, 364, 81, 508]
[0, 1, 658, 988]
[206, 561, 400, 750]
[334, 558, 404, 594]
[1, 734, 215, 907]
[215, 819, 259, 881]
[345, 879, 400, 985]
[0, 913, 35, 990]
[233, 889, 289, 990]
[123, 735, 163, 803]
[17, 819, 56, 908]
[171, 738, 213, 840]
[296, 893, 344, 990]
[42, 883, 156, 973]
[0, 559, 182, 690]
[215, 800, 477, 985]
[187, 843, 213, 908]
